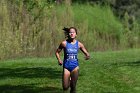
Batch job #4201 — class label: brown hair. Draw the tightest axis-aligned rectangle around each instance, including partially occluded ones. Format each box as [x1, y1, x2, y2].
[62, 27, 77, 38]
[69, 27, 77, 34]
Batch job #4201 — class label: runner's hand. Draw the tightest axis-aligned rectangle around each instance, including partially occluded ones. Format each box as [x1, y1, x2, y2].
[85, 55, 90, 60]
[58, 60, 63, 66]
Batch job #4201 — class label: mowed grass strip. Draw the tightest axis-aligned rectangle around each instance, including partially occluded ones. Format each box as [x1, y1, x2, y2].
[0, 49, 140, 93]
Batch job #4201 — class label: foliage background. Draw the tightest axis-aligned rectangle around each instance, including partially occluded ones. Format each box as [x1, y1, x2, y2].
[0, 0, 139, 59]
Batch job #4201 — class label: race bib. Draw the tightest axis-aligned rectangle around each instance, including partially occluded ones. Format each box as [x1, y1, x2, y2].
[67, 54, 77, 60]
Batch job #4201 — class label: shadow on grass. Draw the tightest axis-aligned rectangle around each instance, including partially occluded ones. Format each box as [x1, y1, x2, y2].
[0, 67, 62, 93]
[0, 84, 62, 93]
[111, 60, 140, 67]
[0, 67, 61, 79]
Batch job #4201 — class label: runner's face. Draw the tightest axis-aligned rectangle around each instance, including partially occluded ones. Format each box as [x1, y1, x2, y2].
[69, 29, 77, 39]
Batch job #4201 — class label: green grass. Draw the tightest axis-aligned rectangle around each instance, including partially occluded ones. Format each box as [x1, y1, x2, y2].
[0, 49, 140, 93]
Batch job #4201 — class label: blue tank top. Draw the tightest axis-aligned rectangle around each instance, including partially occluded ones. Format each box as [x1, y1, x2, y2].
[63, 40, 79, 66]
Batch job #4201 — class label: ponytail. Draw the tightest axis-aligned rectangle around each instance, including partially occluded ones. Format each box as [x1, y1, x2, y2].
[62, 27, 69, 38]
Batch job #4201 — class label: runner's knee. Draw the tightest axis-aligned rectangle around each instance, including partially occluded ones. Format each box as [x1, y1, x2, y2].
[63, 85, 69, 90]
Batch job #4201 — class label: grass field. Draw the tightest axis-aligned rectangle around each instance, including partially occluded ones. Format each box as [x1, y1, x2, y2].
[0, 49, 140, 93]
